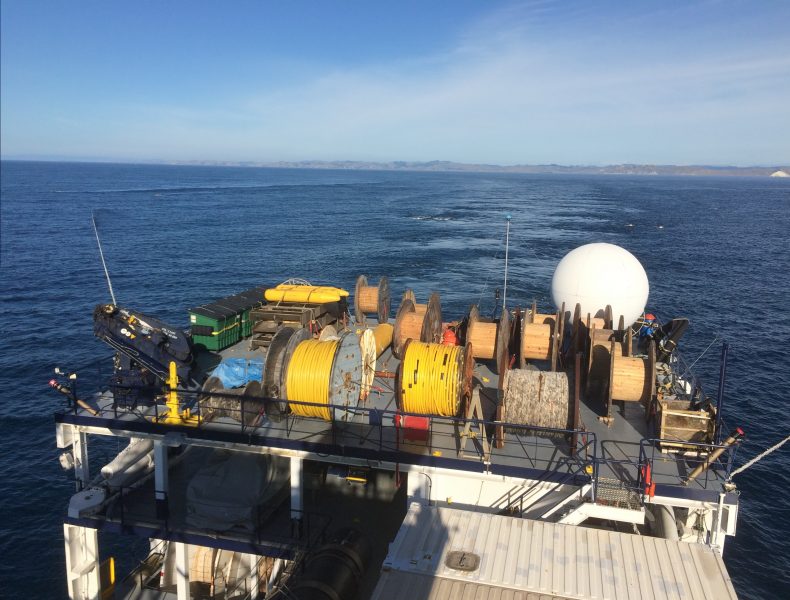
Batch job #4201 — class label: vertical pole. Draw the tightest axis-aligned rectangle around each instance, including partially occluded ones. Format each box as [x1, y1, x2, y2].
[290, 457, 303, 534]
[715, 342, 729, 444]
[154, 441, 169, 521]
[503, 214, 511, 314]
[166, 361, 180, 422]
[73, 429, 90, 490]
[174, 542, 190, 600]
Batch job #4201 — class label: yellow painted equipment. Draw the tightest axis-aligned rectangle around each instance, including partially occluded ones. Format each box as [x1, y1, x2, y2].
[264, 284, 349, 304]
[156, 361, 200, 426]
[100, 556, 115, 600]
[372, 323, 394, 357]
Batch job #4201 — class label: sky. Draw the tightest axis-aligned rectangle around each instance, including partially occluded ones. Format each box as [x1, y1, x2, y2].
[1, 0, 788, 166]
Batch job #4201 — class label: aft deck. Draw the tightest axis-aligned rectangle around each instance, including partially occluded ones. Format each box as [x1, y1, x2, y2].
[57, 335, 738, 507]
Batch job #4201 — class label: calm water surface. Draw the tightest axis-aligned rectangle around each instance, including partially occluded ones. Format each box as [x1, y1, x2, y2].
[1, 161, 788, 598]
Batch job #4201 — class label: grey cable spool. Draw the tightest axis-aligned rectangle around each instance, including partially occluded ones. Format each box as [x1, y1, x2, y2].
[327, 330, 364, 422]
[200, 378, 264, 426]
[502, 369, 571, 435]
[263, 326, 297, 418]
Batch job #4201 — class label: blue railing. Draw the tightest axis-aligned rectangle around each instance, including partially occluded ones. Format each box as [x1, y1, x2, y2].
[57, 382, 595, 486]
[638, 437, 739, 492]
[97, 485, 331, 555]
[56, 360, 739, 504]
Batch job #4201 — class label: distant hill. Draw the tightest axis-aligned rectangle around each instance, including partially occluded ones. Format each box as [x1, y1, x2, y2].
[168, 159, 790, 177]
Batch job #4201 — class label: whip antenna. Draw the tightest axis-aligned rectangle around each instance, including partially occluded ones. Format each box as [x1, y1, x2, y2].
[91, 212, 117, 305]
[503, 214, 511, 313]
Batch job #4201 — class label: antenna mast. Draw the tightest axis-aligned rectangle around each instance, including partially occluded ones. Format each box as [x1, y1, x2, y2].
[91, 213, 117, 305]
[503, 214, 511, 314]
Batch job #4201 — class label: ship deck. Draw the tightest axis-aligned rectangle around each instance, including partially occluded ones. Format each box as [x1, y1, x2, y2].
[58, 334, 737, 504]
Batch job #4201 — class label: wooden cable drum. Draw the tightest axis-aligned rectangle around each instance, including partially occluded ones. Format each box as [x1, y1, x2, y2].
[533, 312, 557, 326]
[586, 325, 615, 400]
[402, 287, 424, 315]
[522, 323, 552, 361]
[519, 301, 561, 369]
[397, 340, 472, 417]
[392, 292, 443, 359]
[393, 299, 420, 358]
[584, 305, 613, 331]
[502, 369, 571, 433]
[421, 292, 443, 343]
[354, 275, 391, 324]
[609, 338, 656, 404]
[466, 305, 511, 374]
[466, 305, 497, 359]
[587, 326, 614, 376]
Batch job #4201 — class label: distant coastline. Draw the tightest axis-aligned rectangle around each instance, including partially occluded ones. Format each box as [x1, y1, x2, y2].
[2, 157, 788, 177]
[167, 159, 790, 177]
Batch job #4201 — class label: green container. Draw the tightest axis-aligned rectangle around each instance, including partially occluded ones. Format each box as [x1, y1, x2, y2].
[189, 303, 241, 351]
[236, 286, 266, 337]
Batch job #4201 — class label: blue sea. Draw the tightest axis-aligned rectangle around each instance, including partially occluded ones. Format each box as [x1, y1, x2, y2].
[1, 161, 788, 598]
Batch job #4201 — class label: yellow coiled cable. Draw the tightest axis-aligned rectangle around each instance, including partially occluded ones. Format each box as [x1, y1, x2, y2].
[400, 341, 461, 416]
[286, 339, 339, 421]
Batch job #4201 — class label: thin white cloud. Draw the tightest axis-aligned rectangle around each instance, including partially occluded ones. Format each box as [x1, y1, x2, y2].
[5, 1, 788, 164]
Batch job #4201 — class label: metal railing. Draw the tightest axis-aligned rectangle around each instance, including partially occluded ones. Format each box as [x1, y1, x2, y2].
[102, 483, 331, 555]
[122, 539, 280, 598]
[58, 383, 595, 482]
[57, 368, 740, 503]
[638, 437, 740, 492]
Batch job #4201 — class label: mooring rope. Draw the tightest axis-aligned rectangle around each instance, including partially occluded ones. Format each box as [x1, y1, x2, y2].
[729, 434, 790, 479]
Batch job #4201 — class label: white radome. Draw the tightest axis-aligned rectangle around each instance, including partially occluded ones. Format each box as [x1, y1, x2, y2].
[551, 243, 649, 328]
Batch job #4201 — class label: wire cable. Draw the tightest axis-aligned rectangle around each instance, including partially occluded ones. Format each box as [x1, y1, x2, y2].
[286, 339, 339, 421]
[400, 341, 461, 416]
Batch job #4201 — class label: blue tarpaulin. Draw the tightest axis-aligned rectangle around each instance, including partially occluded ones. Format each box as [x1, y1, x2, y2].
[211, 357, 264, 388]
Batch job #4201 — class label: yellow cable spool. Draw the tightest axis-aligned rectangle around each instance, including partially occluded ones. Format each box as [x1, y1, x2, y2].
[285, 339, 339, 420]
[399, 341, 463, 416]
